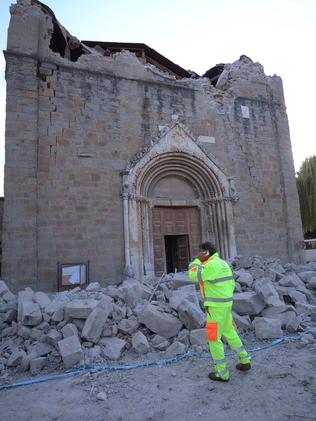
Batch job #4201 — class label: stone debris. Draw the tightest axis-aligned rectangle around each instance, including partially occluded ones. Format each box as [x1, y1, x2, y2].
[0, 255, 315, 375]
[58, 335, 83, 369]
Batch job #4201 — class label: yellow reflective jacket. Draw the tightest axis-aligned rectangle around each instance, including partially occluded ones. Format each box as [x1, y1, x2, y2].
[188, 252, 235, 307]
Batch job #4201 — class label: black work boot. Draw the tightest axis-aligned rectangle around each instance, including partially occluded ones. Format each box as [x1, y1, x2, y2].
[235, 362, 251, 371]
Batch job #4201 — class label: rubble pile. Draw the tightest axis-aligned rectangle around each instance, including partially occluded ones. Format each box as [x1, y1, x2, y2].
[0, 256, 316, 375]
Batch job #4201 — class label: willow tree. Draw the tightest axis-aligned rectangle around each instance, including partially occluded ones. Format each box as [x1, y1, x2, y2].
[296, 156, 316, 235]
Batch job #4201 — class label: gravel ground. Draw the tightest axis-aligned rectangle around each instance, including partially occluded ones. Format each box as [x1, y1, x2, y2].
[0, 335, 315, 421]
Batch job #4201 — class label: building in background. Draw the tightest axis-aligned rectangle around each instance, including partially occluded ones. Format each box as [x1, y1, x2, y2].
[2, 0, 304, 291]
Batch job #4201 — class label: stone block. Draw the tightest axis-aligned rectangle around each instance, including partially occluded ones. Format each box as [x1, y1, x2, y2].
[169, 285, 200, 310]
[34, 292, 51, 309]
[51, 307, 64, 322]
[190, 329, 207, 345]
[7, 349, 26, 367]
[96, 295, 113, 318]
[177, 299, 205, 330]
[4, 309, 17, 323]
[138, 304, 182, 339]
[279, 273, 306, 288]
[118, 318, 139, 335]
[254, 317, 283, 339]
[30, 357, 48, 375]
[233, 292, 265, 315]
[61, 323, 79, 338]
[165, 341, 186, 358]
[297, 271, 316, 284]
[64, 299, 99, 319]
[151, 335, 170, 350]
[27, 342, 54, 358]
[254, 279, 283, 306]
[81, 308, 108, 344]
[261, 304, 296, 328]
[232, 312, 252, 330]
[44, 295, 70, 316]
[295, 303, 316, 315]
[308, 277, 316, 290]
[176, 329, 190, 346]
[58, 335, 83, 369]
[234, 270, 253, 288]
[119, 279, 143, 308]
[17, 288, 34, 322]
[132, 331, 150, 354]
[0, 280, 10, 297]
[101, 337, 126, 360]
[46, 329, 63, 348]
[20, 301, 42, 326]
[286, 316, 303, 333]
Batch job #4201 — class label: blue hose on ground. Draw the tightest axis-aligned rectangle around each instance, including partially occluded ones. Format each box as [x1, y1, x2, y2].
[0, 329, 313, 391]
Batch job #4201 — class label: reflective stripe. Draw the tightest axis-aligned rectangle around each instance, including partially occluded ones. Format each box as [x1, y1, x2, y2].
[234, 345, 245, 354]
[213, 358, 226, 365]
[217, 368, 229, 378]
[197, 267, 203, 282]
[207, 276, 234, 284]
[202, 297, 233, 303]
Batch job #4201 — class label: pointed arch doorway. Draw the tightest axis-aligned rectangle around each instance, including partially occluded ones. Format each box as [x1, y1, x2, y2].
[122, 122, 237, 279]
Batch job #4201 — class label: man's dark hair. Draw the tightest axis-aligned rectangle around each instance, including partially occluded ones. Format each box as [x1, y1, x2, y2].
[199, 241, 217, 255]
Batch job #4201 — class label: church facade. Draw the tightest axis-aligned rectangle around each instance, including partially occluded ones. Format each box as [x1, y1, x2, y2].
[2, 0, 304, 290]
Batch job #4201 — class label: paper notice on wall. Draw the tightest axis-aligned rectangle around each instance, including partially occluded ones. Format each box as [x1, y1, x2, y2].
[241, 105, 250, 119]
[62, 265, 81, 285]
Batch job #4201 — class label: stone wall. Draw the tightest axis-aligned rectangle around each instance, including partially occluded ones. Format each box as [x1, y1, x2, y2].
[2, 0, 304, 290]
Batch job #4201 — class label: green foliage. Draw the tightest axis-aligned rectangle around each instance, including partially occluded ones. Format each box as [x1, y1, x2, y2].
[296, 156, 316, 234]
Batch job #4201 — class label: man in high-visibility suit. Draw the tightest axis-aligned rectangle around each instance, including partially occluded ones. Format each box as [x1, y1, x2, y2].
[188, 241, 251, 382]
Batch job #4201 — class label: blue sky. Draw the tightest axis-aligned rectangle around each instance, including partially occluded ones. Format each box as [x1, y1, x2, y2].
[1, 0, 316, 196]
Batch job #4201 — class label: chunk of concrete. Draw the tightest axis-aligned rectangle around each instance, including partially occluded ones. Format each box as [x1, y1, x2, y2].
[233, 292, 265, 315]
[44, 295, 70, 316]
[81, 308, 108, 343]
[232, 312, 252, 330]
[61, 323, 79, 338]
[132, 331, 150, 354]
[102, 337, 126, 360]
[190, 329, 207, 345]
[279, 273, 306, 288]
[17, 288, 34, 322]
[58, 335, 83, 369]
[165, 341, 186, 358]
[138, 304, 182, 339]
[97, 295, 114, 318]
[177, 299, 205, 330]
[64, 299, 99, 319]
[7, 349, 26, 367]
[261, 304, 296, 327]
[295, 303, 316, 315]
[46, 329, 63, 348]
[286, 315, 303, 333]
[151, 335, 170, 350]
[234, 270, 254, 288]
[27, 342, 54, 358]
[30, 357, 47, 375]
[297, 271, 316, 284]
[254, 317, 283, 339]
[287, 290, 308, 304]
[254, 279, 283, 306]
[118, 318, 139, 335]
[169, 285, 200, 310]
[20, 302, 42, 326]
[34, 292, 51, 309]
[120, 279, 143, 308]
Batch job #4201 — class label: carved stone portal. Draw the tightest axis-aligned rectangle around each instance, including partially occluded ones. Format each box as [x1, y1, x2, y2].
[122, 122, 237, 279]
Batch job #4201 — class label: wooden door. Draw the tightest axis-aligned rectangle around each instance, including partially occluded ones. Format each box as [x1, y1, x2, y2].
[152, 207, 201, 274]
